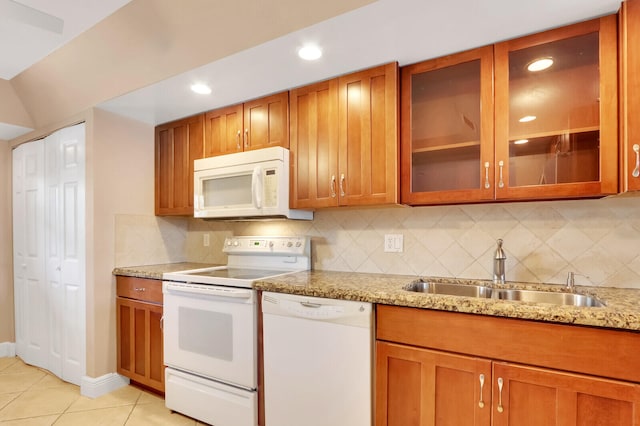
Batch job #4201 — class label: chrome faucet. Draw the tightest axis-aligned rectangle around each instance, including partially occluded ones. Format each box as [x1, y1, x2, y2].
[565, 271, 588, 292]
[493, 239, 506, 284]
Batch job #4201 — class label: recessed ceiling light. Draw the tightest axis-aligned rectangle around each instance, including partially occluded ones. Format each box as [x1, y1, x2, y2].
[298, 45, 322, 61]
[190, 83, 212, 95]
[527, 57, 554, 72]
[519, 115, 537, 123]
[514, 139, 529, 145]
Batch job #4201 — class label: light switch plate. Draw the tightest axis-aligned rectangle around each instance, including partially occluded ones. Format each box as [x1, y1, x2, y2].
[203, 233, 210, 247]
[384, 234, 403, 253]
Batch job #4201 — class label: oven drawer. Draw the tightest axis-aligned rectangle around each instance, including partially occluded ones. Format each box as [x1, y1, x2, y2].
[117, 276, 162, 304]
[165, 368, 257, 426]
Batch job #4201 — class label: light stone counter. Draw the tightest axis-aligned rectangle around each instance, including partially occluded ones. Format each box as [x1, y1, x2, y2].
[254, 270, 640, 332]
[113, 265, 640, 331]
[113, 262, 221, 280]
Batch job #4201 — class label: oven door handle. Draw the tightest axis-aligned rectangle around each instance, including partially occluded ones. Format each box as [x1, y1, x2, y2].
[164, 283, 253, 299]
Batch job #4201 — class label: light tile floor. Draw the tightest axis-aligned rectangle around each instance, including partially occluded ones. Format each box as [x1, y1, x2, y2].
[0, 357, 207, 425]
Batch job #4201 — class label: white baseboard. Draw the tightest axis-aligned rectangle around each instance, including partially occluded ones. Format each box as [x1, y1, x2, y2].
[0, 342, 16, 357]
[80, 373, 130, 398]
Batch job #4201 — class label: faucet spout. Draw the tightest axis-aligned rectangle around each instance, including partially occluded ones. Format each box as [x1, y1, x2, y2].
[493, 239, 506, 284]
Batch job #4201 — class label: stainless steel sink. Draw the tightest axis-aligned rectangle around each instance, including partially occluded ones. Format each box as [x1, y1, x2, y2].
[405, 281, 605, 307]
[405, 281, 493, 298]
[495, 289, 605, 307]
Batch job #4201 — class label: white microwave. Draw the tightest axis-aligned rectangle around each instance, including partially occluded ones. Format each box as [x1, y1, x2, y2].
[194, 147, 313, 220]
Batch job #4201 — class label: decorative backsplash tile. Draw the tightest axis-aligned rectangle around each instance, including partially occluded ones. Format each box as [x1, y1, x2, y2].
[114, 195, 640, 289]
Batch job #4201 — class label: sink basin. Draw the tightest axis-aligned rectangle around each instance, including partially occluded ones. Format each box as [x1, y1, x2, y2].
[405, 281, 493, 298]
[405, 281, 605, 307]
[495, 289, 605, 307]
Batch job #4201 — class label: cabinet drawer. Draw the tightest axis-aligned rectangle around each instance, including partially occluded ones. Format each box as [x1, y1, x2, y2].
[116, 276, 163, 304]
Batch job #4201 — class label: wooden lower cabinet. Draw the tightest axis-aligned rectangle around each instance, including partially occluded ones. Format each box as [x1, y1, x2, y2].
[116, 276, 164, 393]
[493, 363, 640, 426]
[376, 306, 640, 426]
[376, 342, 491, 426]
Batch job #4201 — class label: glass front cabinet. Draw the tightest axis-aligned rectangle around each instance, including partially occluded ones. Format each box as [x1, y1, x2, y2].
[401, 16, 618, 205]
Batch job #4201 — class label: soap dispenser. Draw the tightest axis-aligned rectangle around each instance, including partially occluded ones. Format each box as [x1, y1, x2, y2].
[493, 239, 506, 284]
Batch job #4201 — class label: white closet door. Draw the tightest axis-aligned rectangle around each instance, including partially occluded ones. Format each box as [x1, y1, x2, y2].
[13, 123, 86, 386]
[12, 139, 47, 367]
[51, 123, 86, 385]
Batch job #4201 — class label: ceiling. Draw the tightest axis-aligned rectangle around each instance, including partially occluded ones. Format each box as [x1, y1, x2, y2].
[0, 0, 132, 79]
[0, 0, 623, 140]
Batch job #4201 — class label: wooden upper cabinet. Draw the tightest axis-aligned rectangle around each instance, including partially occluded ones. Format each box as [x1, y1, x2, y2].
[204, 104, 243, 157]
[290, 62, 399, 208]
[203, 91, 289, 157]
[290, 79, 340, 209]
[621, 0, 640, 192]
[494, 16, 618, 200]
[401, 46, 495, 205]
[155, 114, 204, 216]
[402, 16, 618, 206]
[338, 62, 399, 206]
[244, 91, 289, 151]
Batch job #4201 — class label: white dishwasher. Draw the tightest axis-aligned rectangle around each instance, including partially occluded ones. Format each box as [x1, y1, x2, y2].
[261, 291, 373, 426]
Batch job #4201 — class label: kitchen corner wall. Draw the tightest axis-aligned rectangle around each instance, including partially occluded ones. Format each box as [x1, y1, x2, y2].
[115, 195, 640, 289]
[0, 140, 14, 344]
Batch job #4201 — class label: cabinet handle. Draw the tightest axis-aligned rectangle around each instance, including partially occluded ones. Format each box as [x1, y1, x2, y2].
[497, 377, 504, 413]
[134, 287, 146, 292]
[244, 129, 249, 147]
[633, 144, 640, 178]
[236, 130, 241, 149]
[478, 374, 485, 408]
[160, 315, 164, 331]
[498, 161, 505, 188]
[484, 162, 490, 189]
[339, 174, 346, 197]
[330, 175, 337, 198]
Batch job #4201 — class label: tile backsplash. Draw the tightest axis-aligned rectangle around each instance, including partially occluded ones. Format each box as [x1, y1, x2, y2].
[115, 195, 640, 288]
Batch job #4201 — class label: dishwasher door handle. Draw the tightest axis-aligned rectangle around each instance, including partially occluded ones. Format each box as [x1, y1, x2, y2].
[300, 301, 322, 308]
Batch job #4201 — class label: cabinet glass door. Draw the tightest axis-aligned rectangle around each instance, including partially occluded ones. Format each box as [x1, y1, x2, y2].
[401, 46, 494, 205]
[495, 17, 618, 199]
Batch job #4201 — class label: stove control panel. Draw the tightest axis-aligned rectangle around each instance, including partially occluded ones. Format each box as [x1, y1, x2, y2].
[223, 236, 309, 255]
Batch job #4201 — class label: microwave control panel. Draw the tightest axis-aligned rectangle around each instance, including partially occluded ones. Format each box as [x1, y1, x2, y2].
[263, 168, 278, 207]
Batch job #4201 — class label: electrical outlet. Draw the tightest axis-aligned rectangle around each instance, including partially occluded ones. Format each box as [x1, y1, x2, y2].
[384, 234, 403, 253]
[203, 233, 210, 247]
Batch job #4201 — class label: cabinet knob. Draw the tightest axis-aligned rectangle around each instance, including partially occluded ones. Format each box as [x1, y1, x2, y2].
[484, 162, 491, 189]
[330, 175, 337, 198]
[497, 377, 504, 413]
[498, 161, 505, 188]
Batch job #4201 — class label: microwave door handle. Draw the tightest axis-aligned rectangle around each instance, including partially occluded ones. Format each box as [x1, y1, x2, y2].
[251, 166, 263, 209]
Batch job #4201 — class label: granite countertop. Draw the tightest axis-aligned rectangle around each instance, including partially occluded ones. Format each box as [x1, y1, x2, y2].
[254, 270, 640, 332]
[113, 262, 221, 280]
[113, 264, 640, 332]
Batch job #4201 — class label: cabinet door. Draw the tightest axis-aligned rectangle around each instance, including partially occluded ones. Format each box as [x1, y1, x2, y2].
[117, 297, 164, 393]
[155, 114, 204, 215]
[401, 46, 495, 205]
[492, 363, 640, 426]
[338, 62, 399, 206]
[494, 16, 618, 200]
[376, 341, 491, 426]
[289, 79, 340, 209]
[621, 0, 640, 192]
[204, 104, 243, 157]
[243, 91, 289, 151]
